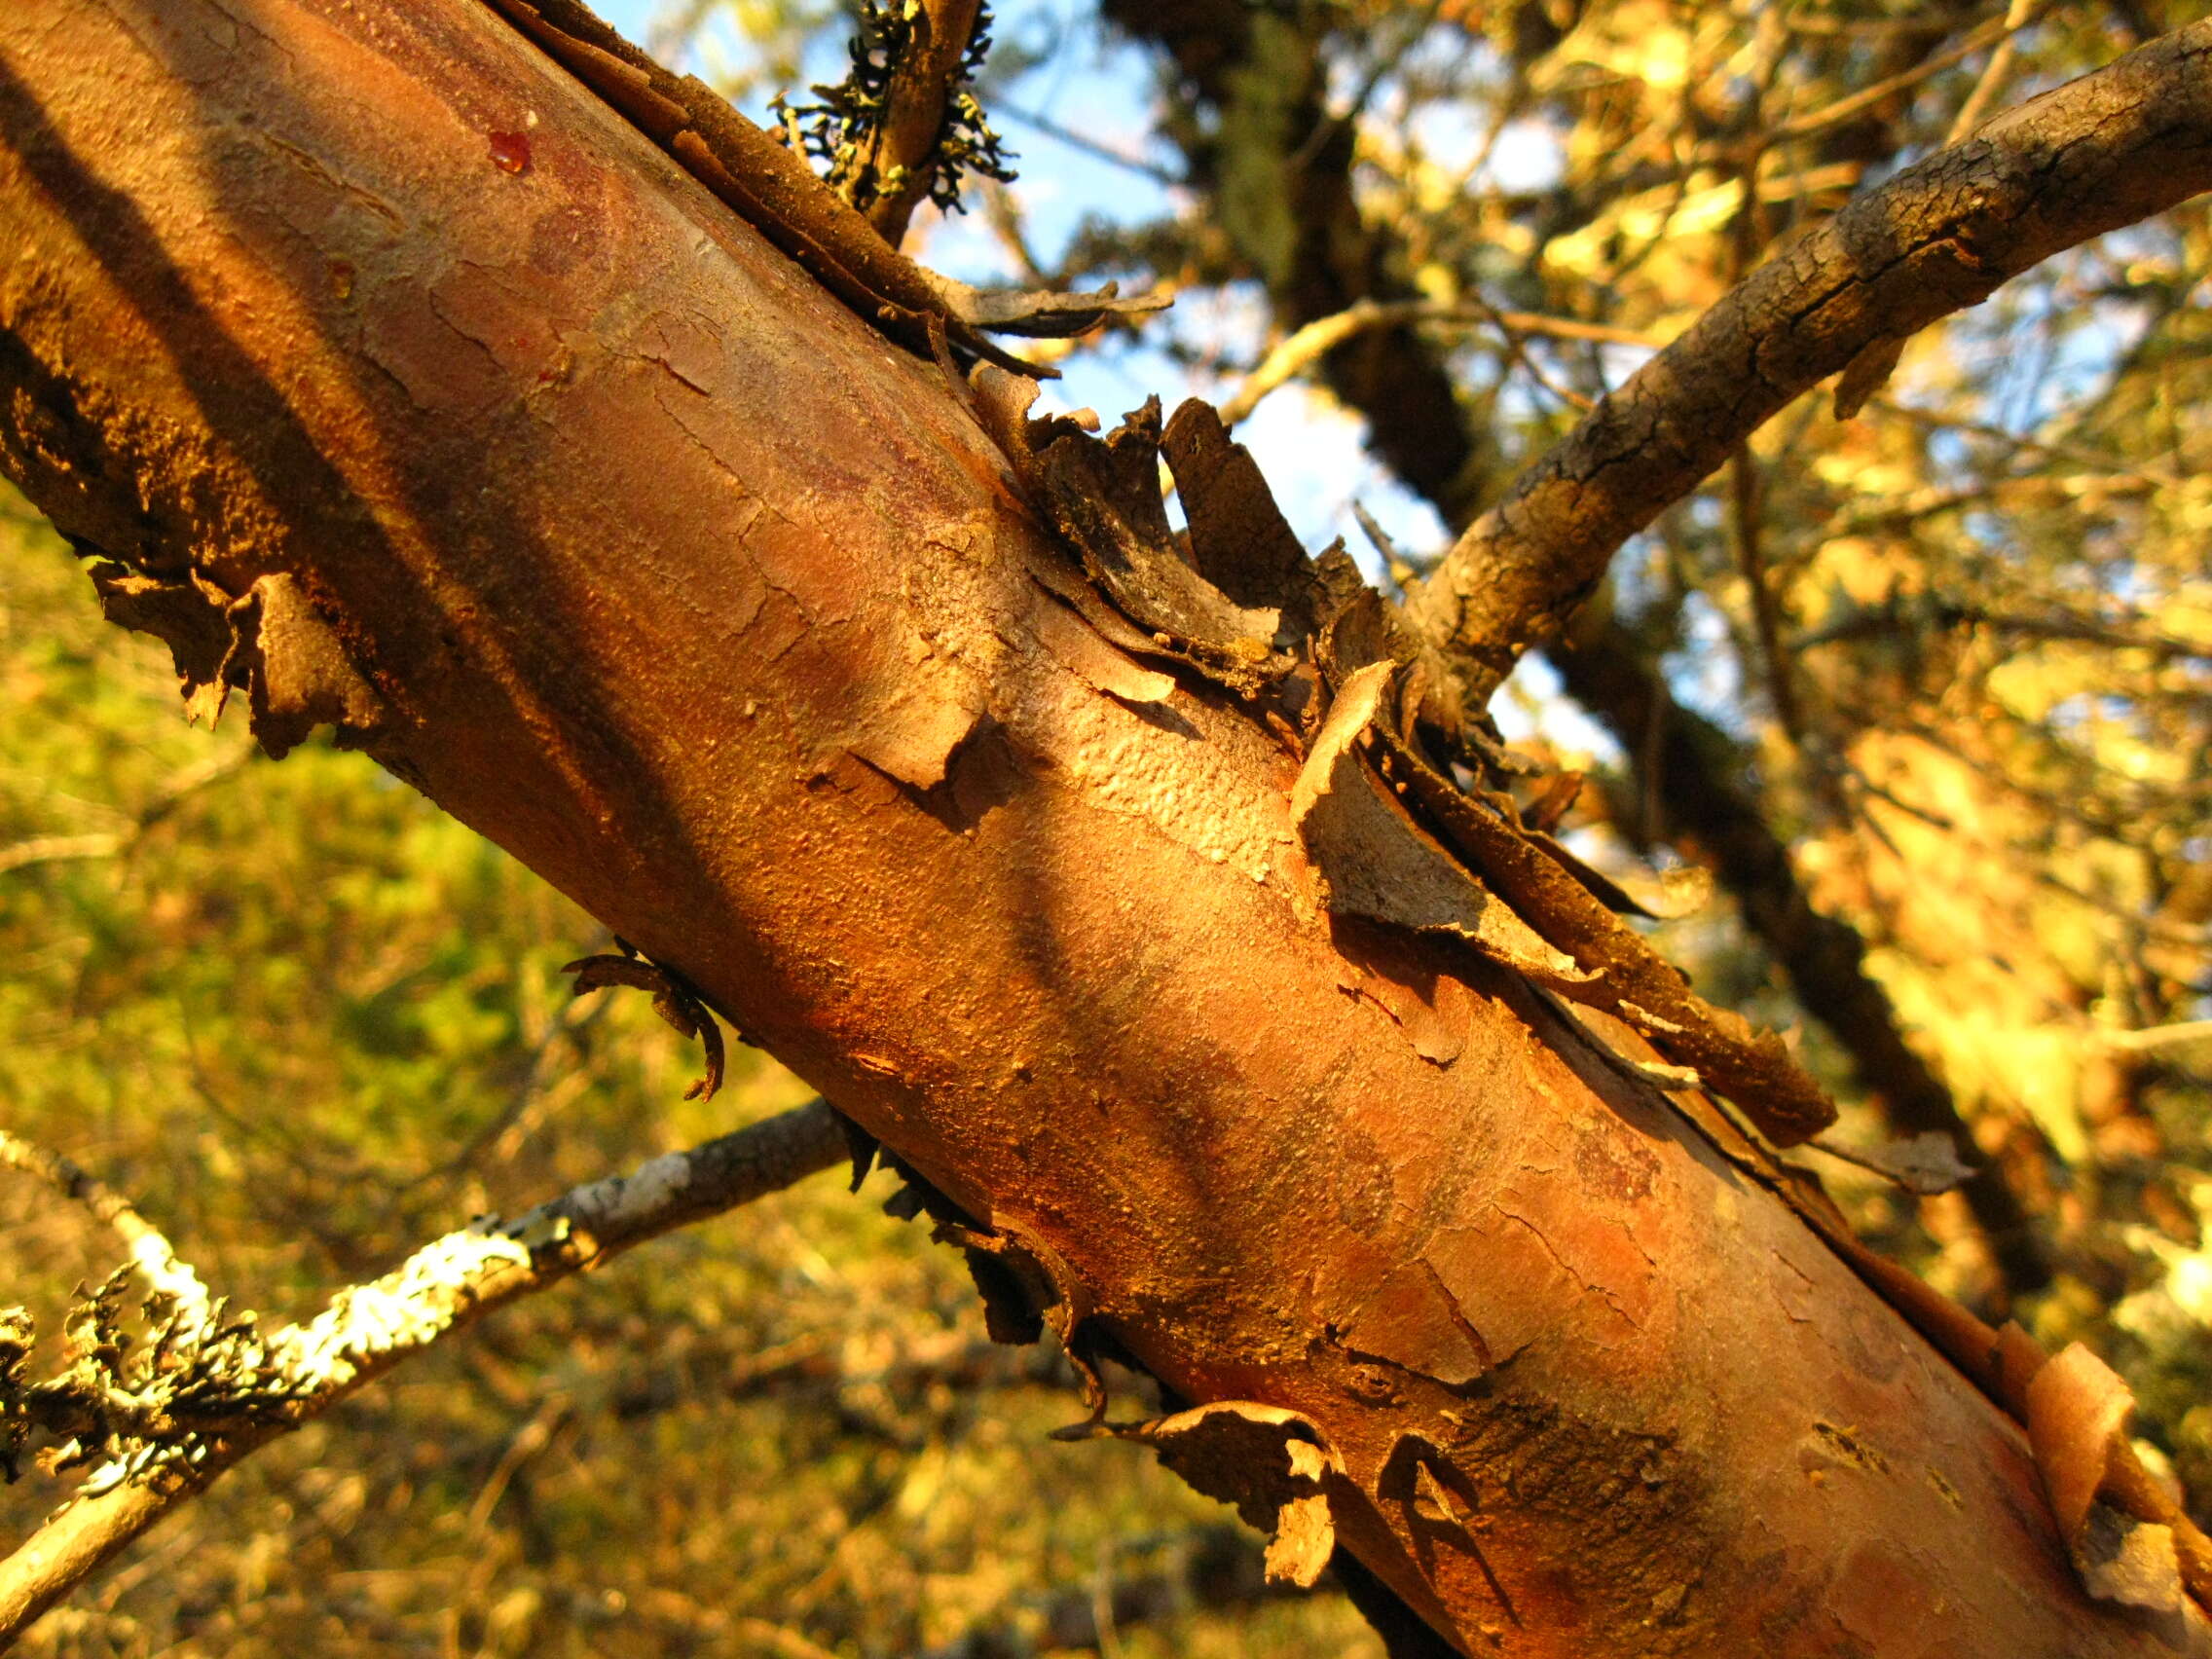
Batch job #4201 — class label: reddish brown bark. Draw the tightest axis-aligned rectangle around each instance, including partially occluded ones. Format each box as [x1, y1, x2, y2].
[0, 2, 2200, 1653]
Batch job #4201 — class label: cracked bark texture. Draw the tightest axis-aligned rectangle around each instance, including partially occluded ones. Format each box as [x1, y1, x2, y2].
[1103, 0, 2049, 1295]
[0, 1, 2194, 1651]
[1407, 18, 2212, 699]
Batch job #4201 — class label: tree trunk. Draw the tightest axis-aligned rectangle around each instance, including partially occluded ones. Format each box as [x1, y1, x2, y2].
[0, 2, 2196, 1652]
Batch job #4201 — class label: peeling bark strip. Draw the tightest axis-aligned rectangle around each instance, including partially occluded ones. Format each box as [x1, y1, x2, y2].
[1299, 662, 1836, 1148]
[1409, 19, 2212, 702]
[2, 2, 2207, 1651]
[1107, 1, 2051, 1293]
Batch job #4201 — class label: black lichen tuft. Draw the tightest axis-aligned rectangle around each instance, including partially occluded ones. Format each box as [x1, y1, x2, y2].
[772, 1, 1017, 220]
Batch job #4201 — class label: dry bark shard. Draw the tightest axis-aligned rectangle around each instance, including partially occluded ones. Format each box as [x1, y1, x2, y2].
[1291, 664, 1587, 987]
[1104, 1402, 1345, 1590]
[1299, 662, 1836, 1147]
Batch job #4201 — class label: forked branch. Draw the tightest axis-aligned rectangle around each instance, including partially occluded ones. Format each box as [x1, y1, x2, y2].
[1408, 18, 2212, 705]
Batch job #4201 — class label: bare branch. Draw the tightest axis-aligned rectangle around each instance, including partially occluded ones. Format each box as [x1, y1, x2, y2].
[0, 833, 118, 876]
[1409, 18, 2212, 704]
[1946, 0, 2043, 145]
[0, 1100, 846, 1645]
[0, 1133, 212, 1329]
[1215, 298, 1659, 428]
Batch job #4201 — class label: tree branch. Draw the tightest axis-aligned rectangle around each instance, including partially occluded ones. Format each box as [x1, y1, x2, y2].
[1110, 0, 2053, 1295]
[1408, 18, 2212, 703]
[848, 0, 989, 247]
[1215, 298, 1657, 428]
[0, 1132, 213, 1327]
[0, 1101, 846, 1645]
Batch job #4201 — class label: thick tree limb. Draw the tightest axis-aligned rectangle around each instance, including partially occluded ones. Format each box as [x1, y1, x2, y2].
[1407, 18, 2212, 702]
[0, 1, 2191, 1649]
[0, 1102, 845, 1645]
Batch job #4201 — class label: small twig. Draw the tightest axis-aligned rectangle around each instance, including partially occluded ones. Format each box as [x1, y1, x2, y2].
[0, 835, 120, 877]
[0, 752, 248, 880]
[1947, 0, 2044, 143]
[0, 1133, 211, 1332]
[2102, 1019, 2212, 1052]
[1217, 299, 1657, 427]
[992, 103, 1179, 185]
[0, 1100, 847, 1645]
[1765, 9, 2022, 147]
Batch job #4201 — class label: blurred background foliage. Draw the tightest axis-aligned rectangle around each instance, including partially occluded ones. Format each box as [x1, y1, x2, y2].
[4, 0, 2212, 1652]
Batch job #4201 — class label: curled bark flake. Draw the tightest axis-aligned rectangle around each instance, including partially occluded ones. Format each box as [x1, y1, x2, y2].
[1267, 1490, 1338, 1589]
[81, 561, 234, 725]
[1021, 581, 1176, 705]
[926, 274, 1170, 339]
[968, 372, 1295, 695]
[562, 951, 725, 1100]
[2025, 1343, 2212, 1615]
[1034, 400, 1291, 695]
[940, 1219, 1107, 1420]
[1535, 989, 1705, 1092]
[1291, 664, 1588, 987]
[224, 574, 389, 760]
[1314, 586, 1423, 697]
[1528, 834, 1714, 922]
[1797, 1260, 2212, 1618]
[1337, 663, 1835, 1147]
[1809, 1128, 1976, 1196]
[833, 1110, 880, 1193]
[1104, 1400, 1344, 1588]
[2075, 1504, 2188, 1618]
[1158, 398, 1327, 643]
[1411, 1457, 1469, 1530]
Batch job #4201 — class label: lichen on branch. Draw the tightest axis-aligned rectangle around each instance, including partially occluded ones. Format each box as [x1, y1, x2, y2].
[771, 0, 1015, 246]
